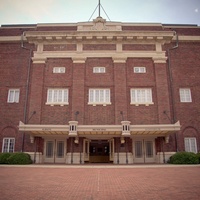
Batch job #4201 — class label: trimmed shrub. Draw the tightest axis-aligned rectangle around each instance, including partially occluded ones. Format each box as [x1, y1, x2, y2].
[196, 153, 200, 164]
[169, 152, 199, 164]
[7, 153, 32, 164]
[0, 153, 12, 164]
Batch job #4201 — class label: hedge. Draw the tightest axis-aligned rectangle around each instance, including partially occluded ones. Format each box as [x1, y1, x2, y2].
[0, 152, 32, 164]
[0, 152, 12, 164]
[169, 152, 199, 164]
[196, 153, 200, 163]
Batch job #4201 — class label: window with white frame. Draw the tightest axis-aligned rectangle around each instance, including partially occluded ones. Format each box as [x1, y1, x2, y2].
[179, 88, 192, 102]
[2, 138, 15, 153]
[184, 137, 197, 153]
[53, 67, 65, 73]
[134, 67, 146, 73]
[7, 89, 20, 103]
[93, 67, 106, 73]
[131, 88, 153, 105]
[89, 89, 111, 105]
[46, 89, 69, 105]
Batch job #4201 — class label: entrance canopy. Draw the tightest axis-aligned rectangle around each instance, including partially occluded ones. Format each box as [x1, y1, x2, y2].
[19, 121, 180, 137]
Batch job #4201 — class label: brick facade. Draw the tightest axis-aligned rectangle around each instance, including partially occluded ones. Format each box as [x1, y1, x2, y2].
[0, 19, 199, 164]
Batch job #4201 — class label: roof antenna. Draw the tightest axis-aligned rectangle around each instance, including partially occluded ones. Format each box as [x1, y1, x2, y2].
[98, 0, 101, 17]
[88, 0, 111, 21]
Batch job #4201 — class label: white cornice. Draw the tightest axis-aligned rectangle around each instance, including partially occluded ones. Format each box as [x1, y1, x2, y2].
[174, 35, 200, 42]
[32, 50, 167, 63]
[24, 30, 174, 44]
[0, 36, 26, 43]
[2, 34, 200, 45]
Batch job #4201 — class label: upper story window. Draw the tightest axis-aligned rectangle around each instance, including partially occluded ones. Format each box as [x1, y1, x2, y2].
[53, 67, 65, 73]
[7, 89, 20, 103]
[179, 88, 192, 102]
[131, 88, 153, 106]
[89, 89, 111, 106]
[134, 67, 146, 73]
[46, 88, 69, 106]
[184, 137, 197, 153]
[93, 67, 106, 73]
[2, 138, 15, 153]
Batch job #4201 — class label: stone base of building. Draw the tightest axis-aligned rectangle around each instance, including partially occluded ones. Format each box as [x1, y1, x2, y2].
[26, 152, 43, 164]
[66, 153, 84, 164]
[156, 152, 176, 163]
[114, 153, 134, 164]
[26, 151, 177, 164]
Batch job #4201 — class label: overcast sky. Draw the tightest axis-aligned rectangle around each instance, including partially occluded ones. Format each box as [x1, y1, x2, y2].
[0, 0, 199, 26]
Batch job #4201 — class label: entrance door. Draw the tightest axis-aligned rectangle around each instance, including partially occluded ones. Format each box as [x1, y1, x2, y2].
[44, 139, 66, 163]
[89, 140, 110, 163]
[133, 139, 155, 163]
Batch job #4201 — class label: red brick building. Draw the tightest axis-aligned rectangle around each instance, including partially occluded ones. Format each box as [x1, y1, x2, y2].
[0, 16, 199, 164]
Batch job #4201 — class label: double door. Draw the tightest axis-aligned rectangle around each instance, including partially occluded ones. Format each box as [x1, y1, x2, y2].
[83, 139, 114, 163]
[133, 139, 155, 163]
[44, 139, 66, 163]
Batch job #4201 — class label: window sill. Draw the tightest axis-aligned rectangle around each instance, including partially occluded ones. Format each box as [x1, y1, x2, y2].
[88, 102, 111, 106]
[130, 102, 154, 106]
[46, 102, 69, 106]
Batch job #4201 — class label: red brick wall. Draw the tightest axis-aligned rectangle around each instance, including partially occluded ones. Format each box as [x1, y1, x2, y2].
[167, 41, 200, 151]
[0, 42, 35, 151]
[36, 26, 77, 31]
[84, 58, 115, 125]
[123, 44, 155, 51]
[43, 44, 76, 51]
[41, 58, 73, 124]
[122, 26, 163, 31]
[126, 58, 158, 124]
[83, 44, 116, 51]
[1, 25, 200, 154]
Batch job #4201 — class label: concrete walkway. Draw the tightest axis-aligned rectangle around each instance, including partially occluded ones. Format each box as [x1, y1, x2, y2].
[0, 164, 200, 200]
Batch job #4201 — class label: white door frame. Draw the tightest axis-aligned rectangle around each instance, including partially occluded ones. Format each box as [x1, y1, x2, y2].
[109, 139, 114, 162]
[83, 139, 90, 162]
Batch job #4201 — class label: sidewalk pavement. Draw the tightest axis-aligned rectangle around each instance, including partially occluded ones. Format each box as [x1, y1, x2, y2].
[0, 164, 200, 200]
